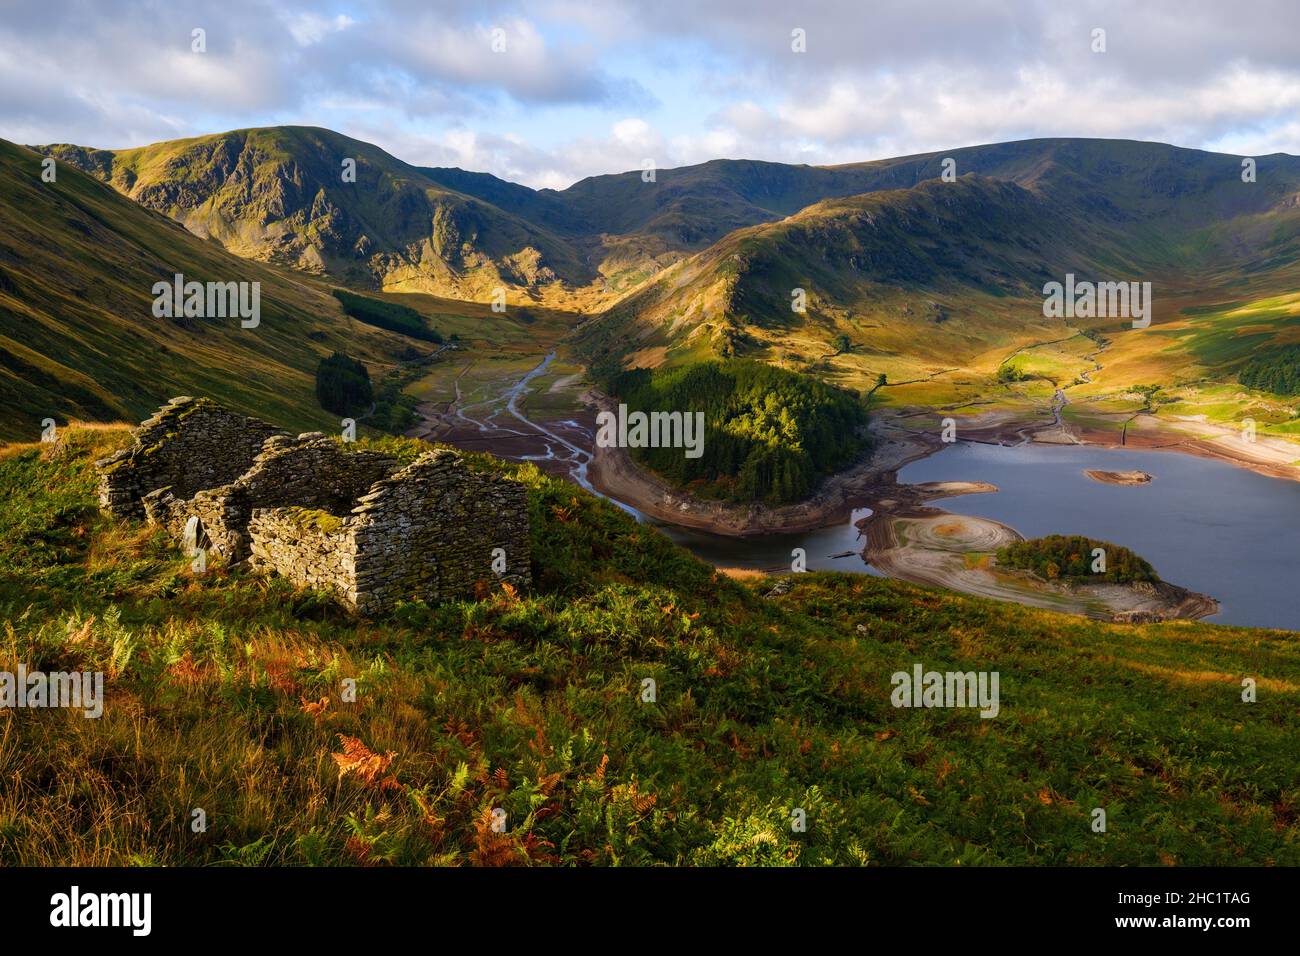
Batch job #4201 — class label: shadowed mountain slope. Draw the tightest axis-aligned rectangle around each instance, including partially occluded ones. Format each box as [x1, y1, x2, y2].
[0, 137, 418, 442]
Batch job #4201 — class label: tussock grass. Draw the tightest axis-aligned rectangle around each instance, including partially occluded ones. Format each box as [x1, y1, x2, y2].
[0, 426, 1296, 866]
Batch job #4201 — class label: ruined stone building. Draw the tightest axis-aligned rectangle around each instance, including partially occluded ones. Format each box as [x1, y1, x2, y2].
[95, 396, 282, 521]
[96, 396, 531, 614]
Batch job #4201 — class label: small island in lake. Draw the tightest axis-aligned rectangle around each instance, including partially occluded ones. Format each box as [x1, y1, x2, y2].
[1084, 469, 1153, 485]
[864, 517, 1218, 623]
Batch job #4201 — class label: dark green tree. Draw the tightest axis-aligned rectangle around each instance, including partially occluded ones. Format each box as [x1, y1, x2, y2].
[605, 359, 869, 505]
[315, 352, 373, 416]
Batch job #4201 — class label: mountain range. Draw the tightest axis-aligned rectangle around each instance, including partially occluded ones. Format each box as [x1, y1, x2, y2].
[6, 126, 1300, 440]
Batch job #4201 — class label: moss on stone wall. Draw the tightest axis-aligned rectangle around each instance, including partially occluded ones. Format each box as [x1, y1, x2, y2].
[285, 507, 346, 535]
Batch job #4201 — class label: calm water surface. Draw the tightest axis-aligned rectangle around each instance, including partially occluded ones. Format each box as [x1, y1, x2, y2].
[651, 442, 1300, 630]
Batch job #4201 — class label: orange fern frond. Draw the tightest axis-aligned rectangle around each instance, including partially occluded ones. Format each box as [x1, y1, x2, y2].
[332, 734, 398, 788]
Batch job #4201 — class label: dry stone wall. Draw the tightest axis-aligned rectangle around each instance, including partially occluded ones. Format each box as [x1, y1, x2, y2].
[145, 434, 399, 564]
[97, 397, 532, 615]
[348, 450, 531, 614]
[95, 397, 283, 520]
[248, 508, 357, 604]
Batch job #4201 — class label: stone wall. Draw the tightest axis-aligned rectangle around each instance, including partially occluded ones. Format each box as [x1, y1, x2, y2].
[349, 450, 531, 614]
[99, 397, 533, 615]
[144, 433, 399, 565]
[244, 450, 532, 614]
[95, 397, 283, 520]
[248, 507, 358, 604]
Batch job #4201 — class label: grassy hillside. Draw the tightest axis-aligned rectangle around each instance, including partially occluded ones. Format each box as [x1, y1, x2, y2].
[576, 145, 1300, 458]
[54, 131, 1300, 310]
[579, 176, 1122, 382]
[0, 137, 422, 442]
[1, 425, 1296, 866]
[38, 127, 593, 302]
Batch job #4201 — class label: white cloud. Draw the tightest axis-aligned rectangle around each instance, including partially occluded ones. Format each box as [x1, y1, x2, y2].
[282, 13, 356, 47]
[0, 0, 1297, 188]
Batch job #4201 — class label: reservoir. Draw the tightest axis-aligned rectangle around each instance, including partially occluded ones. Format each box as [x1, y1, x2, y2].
[651, 442, 1300, 630]
[654, 507, 882, 576]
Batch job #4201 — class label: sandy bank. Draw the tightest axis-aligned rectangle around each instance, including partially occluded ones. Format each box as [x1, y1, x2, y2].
[860, 509, 1218, 623]
[1073, 412, 1300, 483]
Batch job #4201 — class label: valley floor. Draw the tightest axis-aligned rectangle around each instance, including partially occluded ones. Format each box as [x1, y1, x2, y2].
[405, 349, 1298, 626]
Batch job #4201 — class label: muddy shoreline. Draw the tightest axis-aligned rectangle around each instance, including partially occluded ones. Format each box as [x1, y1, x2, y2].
[411, 369, 1257, 622]
[585, 395, 1300, 538]
[1084, 469, 1153, 485]
[853, 481, 1218, 623]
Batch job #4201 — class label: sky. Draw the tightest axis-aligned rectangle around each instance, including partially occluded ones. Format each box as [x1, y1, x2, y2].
[2, 0, 1299, 189]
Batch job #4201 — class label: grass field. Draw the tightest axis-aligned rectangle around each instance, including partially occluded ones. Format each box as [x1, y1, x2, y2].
[0, 424, 1296, 866]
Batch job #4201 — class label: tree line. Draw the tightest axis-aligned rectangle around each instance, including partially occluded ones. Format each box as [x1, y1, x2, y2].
[1239, 345, 1300, 396]
[333, 289, 443, 343]
[606, 359, 869, 505]
[997, 534, 1159, 584]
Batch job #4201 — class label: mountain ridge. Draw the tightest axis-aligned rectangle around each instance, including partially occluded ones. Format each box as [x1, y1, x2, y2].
[37, 126, 596, 303]
[41, 129, 1300, 312]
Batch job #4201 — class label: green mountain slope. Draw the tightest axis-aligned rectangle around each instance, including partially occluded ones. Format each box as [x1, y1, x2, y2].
[429, 138, 1300, 295]
[0, 137, 416, 442]
[2, 424, 1296, 865]
[38, 127, 594, 302]
[17, 128, 1300, 449]
[575, 143, 1300, 415]
[578, 175, 1124, 374]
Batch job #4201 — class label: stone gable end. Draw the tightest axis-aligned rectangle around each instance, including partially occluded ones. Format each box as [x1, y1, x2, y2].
[97, 397, 532, 615]
[94, 396, 283, 520]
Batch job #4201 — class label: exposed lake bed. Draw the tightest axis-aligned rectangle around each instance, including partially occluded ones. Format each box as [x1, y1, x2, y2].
[858, 502, 1219, 624]
[409, 354, 1298, 630]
